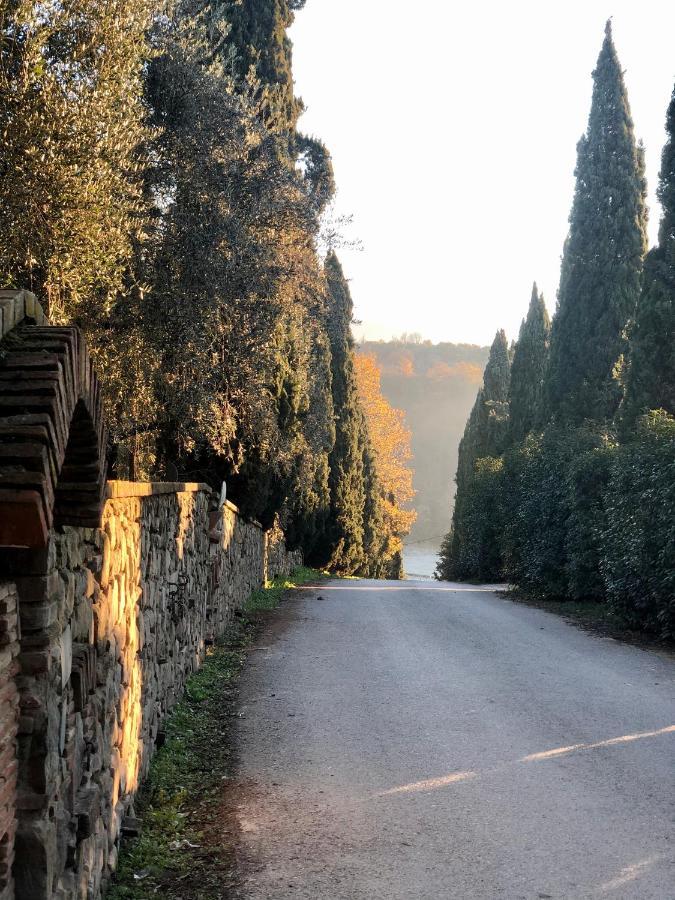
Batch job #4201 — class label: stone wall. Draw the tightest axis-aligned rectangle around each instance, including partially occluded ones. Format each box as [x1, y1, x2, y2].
[0, 482, 301, 900]
[0, 582, 20, 900]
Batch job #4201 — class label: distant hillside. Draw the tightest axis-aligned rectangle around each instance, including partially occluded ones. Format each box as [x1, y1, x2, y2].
[358, 340, 489, 544]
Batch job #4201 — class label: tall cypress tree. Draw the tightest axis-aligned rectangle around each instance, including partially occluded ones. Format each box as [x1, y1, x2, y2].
[454, 329, 511, 488]
[623, 81, 675, 425]
[480, 329, 511, 459]
[436, 329, 511, 579]
[225, 0, 305, 136]
[509, 283, 551, 444]
[323, 252, 367, 573]
[546, 21, 648, 424]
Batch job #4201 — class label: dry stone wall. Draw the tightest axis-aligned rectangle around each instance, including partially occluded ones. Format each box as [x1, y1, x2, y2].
[0, 581, 19, 900]
[0, 482, 301, 900]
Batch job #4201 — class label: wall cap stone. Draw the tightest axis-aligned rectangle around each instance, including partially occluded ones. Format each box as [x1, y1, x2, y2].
[105, 483, 247, 521]
[106, 481, 212, 499]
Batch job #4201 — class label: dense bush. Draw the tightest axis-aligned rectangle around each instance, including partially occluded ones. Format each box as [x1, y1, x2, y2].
[564, 443, 614, 601]
[602, 412, 675, 636]
[455, 416, 675, 639]
[499, 427, 607, 598]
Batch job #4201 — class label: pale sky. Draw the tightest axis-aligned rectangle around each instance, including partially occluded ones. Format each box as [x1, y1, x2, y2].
[290, 1, 675, 346]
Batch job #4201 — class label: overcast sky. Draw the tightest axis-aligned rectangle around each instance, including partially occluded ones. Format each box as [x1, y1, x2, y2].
[290, 1, 675, 346]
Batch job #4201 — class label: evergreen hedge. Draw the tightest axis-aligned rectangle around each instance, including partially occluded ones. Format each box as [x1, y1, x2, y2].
[446, 414, 675, 639]
[602, 411, 675, 637]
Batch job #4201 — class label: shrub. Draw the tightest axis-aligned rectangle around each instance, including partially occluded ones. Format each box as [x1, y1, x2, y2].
[565, 443, 615, 601]
[501, 426, 609, 598]
[602, 411, 675, 637]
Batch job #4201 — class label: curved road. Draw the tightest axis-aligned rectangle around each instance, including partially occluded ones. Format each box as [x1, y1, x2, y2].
[231, 580, 675, 899]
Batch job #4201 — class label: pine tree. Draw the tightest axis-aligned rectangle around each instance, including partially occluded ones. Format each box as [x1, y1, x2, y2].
[509, 283, 551, 444]
[623, 81, 675, 425]
[545, 21, 648, 425]
[323, 252, 367, 573]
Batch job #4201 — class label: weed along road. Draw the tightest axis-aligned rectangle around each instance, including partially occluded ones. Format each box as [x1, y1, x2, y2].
[229, 579, 675, 899]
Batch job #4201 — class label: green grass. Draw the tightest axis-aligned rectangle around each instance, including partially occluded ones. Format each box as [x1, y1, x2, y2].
[527, 597, 619, 626]
[245, 565, 329, 612]
[108, 565, 327, 899]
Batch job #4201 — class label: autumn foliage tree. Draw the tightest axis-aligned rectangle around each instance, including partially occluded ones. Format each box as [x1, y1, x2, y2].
[354, 353, 416, 560]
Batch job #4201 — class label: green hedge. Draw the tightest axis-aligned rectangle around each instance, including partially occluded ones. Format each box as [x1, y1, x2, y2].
[458, 413, 674, 637]
[442, 412, 675, 638]
[601, 411, 675, 636]
[500, 426, 609, 599]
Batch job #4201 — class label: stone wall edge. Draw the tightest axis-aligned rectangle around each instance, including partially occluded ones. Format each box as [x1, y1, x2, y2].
[105, 481, 212, 499]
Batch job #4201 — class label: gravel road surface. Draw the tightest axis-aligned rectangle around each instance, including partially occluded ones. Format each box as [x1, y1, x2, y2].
[230, 580, 675, 899]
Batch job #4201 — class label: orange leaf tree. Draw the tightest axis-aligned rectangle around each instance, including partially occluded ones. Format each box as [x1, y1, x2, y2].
[355, 353, 417, 551]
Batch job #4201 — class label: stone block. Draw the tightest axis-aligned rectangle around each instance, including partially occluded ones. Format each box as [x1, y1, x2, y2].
[19, 648, 51, 676]
[19, 600, 58, 633]
[13, 571, 62, 606]
[75, 785, 100, 840]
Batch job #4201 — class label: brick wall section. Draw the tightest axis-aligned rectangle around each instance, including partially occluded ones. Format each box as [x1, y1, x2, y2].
[0, 582, 19, 900]
[1, 483, 301, 900]
[0, 290, 107, 549]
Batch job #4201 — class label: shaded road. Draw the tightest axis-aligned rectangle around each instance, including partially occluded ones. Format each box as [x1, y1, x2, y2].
[231, 580, 675, 899]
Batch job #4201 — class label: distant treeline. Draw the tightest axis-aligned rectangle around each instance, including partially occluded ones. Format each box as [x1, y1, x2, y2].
[359, 341, 489, 544]
[0, 0, 410, 577]
[437, 23, 675, 639]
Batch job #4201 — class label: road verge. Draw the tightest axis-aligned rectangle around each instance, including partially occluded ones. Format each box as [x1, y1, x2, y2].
[108, 566, 328, 899]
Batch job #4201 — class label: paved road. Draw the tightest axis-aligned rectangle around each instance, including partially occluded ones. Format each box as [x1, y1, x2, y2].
[230, 580, 675, 899]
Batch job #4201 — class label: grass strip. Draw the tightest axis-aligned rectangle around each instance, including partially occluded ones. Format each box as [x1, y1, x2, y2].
[108, 566, 328, 899]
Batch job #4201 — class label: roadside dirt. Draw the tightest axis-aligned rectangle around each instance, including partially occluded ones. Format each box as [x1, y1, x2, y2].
[498, 589, 675, 660]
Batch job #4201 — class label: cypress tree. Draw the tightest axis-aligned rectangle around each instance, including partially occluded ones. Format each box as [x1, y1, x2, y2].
[284, 304, 335, 563]
[509, 283, 551, 444]
[480, 329, 511, 459]
[452, 329, 511, 511]
[144, 0, 339, 557]
[623, 81, 675, 424]
[224, 0, 305, 136]
[323, 252, 367, 573]
[436, 329, 511, 579]
[546, 21, 648, 424]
